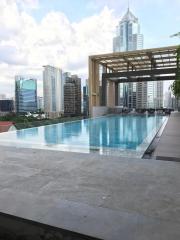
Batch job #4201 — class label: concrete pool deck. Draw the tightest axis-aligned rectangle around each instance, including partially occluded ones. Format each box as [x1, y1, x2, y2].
[155, 112, 180, 161]
[0, 142, 180, 239]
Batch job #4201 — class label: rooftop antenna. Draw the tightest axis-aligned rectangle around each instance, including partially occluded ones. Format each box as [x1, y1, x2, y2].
[128, 0, 130, 11]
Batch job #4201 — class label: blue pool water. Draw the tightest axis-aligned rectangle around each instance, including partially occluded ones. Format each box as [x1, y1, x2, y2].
[0, 115, 166, 157]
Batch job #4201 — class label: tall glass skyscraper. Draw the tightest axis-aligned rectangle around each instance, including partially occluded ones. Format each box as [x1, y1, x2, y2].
[113, 8, 163, 109]
[113, 8, 143, 52]
[15, 76, 37, 113]
[113, 7, 144, 109]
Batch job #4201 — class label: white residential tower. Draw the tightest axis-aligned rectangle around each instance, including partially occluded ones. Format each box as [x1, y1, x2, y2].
[43, 65, 64, 118]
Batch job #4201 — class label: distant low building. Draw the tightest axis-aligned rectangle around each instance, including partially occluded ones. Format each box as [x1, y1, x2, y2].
[0, 122, 16, 133]
[0, 94, 6, 100]
[0, 100, 14, 116]
[64, 74, 81, 116]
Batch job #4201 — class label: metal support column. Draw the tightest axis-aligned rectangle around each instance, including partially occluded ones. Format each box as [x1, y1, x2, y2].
[115, 82, 119, 106]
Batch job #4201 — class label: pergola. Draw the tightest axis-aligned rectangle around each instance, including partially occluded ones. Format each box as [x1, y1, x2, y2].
[89, 45, 179, 116]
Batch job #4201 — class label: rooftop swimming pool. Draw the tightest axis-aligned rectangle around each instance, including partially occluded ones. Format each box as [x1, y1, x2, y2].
[0, 115, 167, 158]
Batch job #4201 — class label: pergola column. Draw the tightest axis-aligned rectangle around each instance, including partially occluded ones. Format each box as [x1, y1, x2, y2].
[89, 57, 100, 115]
[115, 82, 119, 106]
[107, 81, 115, 107]
[101, 78, 107, 106]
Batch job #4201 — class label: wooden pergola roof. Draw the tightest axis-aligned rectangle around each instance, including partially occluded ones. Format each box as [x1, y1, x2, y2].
[90, 45, 178, 72]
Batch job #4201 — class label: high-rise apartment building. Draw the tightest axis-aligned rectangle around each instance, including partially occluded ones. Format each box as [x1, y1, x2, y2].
[15, 76, 37, 113]
[136, 82, 148, 109]
[113, 7, 163, 109]
[164, 91, 180, 110]
[64, 73, 81, 116]
[83, 79, 89, 116]
[37, 97, 44, 111]
[43, 65, 64, 118]
[164, 91, 172, 108]
[147, 81, 163, 109]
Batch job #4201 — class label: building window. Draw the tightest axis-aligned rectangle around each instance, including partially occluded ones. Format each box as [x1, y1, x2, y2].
[51, 76, 56, 111]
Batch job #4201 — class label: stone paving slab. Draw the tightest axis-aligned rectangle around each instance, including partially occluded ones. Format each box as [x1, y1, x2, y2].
[0, 146, 180, 239]
[1, 189, 180, 240]
[155, 112, 180, 160]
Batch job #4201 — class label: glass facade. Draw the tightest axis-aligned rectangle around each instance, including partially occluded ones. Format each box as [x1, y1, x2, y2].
[15, 76, 37, 113]
[113, 9, 143, 52]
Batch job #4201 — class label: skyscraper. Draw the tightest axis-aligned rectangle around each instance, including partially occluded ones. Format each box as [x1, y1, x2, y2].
[113, 8, 143, 52]
[64, 73, 81, 116]
[37, 96, 44, 111]
[147, 81, 163, 109]
[43, 65, 64, 118]
[83, 79, 89, 116]
[113, 7, 144, 109]
[15, 76, 37, 113]
[113, 7, 163, 109]
[164, 91, 172, 109]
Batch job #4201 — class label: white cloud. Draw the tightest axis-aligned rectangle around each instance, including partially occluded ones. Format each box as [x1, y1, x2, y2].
[0, 1, 118, 97]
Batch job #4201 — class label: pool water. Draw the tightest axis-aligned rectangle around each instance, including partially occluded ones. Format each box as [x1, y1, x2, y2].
[0, 115, 167, 157]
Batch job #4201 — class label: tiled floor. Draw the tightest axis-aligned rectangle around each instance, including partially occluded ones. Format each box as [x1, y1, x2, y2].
[0, 145, 180, 239]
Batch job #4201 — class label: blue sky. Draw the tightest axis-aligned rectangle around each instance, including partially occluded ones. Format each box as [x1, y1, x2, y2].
[30, 0, 94, 22]
[29, 0, 180, 48]
[0, 0, 180, 97]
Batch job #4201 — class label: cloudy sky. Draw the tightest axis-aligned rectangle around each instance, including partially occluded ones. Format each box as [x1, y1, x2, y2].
[0, 0, 179, 97]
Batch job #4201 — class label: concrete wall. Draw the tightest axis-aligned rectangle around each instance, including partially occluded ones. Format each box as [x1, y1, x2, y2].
[92, 106, 109, 117]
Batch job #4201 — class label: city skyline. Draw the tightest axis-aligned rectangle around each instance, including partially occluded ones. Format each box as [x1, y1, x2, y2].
[0, 0, 179, 97]
[112, 6, 163, 109]
[113, 7, 144, 109]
